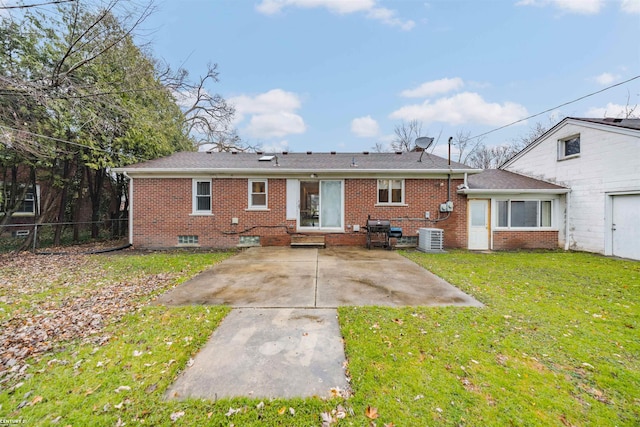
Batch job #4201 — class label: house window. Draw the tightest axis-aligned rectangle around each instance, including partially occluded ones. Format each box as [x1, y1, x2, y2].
[496, 200, 552, 228]
[558, 135, 580, 160]
[378, 179, 403, 204]
[1, 186, 38, 216]
[192, 179, 211, 214]
[248, 179, 267, 209]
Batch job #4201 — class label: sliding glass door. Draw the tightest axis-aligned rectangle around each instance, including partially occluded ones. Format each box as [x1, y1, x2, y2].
[299, 180, 343, 230]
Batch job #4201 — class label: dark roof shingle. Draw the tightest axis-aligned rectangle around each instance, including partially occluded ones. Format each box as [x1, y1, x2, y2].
[123, 151, 473, 171]
[467, 169, 567, 190]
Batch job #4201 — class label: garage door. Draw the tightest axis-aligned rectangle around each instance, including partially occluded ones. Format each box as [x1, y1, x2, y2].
[612, 194, 640, 260]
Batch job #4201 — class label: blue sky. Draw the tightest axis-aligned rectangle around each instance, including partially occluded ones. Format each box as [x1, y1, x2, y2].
[60, 1, 640, 155]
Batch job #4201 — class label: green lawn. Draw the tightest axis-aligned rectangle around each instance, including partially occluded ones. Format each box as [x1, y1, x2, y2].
[0, 250, 638, 426]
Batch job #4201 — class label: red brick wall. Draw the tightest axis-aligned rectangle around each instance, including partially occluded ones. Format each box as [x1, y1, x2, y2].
[344, 178, 467, 248]
[131, 177, 467, 249]
[492, 230, 559, 250]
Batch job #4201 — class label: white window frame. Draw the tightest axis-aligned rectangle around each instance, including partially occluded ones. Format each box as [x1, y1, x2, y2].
[376, 179, 405, 205]
[0, 184, 40, 217]
[247, 179, 268, 210]
[558, 134, 580, 160]
[192, 179, 212, 215]
[494, 199, 554, 229]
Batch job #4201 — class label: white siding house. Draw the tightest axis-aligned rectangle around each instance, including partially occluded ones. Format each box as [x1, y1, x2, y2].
[502, 117, 640, 260]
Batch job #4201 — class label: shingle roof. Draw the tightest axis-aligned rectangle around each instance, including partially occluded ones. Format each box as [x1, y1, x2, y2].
[121, 151, 474, 172]
[571, 117, 640, 131]
[467, 169, 568, 190]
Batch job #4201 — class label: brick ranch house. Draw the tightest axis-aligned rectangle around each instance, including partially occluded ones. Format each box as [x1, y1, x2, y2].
[115, 150, 572, 251]
[115, 151, 479, 249]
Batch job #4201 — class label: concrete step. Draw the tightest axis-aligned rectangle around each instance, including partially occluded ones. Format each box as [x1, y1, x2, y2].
[291, 235, 326, 248]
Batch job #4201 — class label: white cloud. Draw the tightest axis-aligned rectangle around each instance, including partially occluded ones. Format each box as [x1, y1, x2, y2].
[585, 102, 638, 118]
[229, 89, 301, 120]
[516, 0, 604, 14]
[228, 89, 306, 138]
[246, 112, 306, 138]
[260, 140, 290, 153]
[351, 115, 380, 137]
[256, 0, 414, 30]
[592, 72, 620, 85]
[366, 7, 415, 31]
[389, 92, 529, 126]
[621, 0, 640, 14]
[400, 77, 464, 98]
[257, 0, 375, 15]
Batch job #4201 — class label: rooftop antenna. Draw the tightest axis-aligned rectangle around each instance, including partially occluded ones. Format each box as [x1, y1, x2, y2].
[415, 137, 434, 162]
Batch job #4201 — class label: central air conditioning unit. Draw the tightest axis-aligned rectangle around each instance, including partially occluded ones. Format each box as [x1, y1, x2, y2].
[417, 228, 444, 253]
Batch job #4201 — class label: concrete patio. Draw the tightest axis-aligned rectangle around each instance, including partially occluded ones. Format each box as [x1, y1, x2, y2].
[159, 247, 482, 400]
[155, 247, 483, 308]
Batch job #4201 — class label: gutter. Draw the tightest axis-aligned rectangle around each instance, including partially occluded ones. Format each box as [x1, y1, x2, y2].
[113, 168, 483, 180]
[120, 172, 134, 246]
[457, 188, 570, 195]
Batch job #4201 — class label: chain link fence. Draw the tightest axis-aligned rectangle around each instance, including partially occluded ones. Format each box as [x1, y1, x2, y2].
[0, 218, 129, 253]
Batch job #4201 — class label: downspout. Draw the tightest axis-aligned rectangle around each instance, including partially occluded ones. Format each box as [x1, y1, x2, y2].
[447, 136, 453, 203]
[564, 190, 571, 251]
[123, 172, 133, 246]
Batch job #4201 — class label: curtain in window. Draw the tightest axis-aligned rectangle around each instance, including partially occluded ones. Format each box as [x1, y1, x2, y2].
[378, 179, 389, 203]
[320, 181, 342, 228]
[391, 180, 402, 203]
[251, 181, 266, 207]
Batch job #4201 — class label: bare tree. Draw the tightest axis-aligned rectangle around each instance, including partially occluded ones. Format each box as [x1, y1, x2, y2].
[451, 130, 485, 165]
[160, 62, 243, 151]
[622, 90, 638, 118]
[371, 141, 387, 153]
[392, 120, 423, 152]
[467, 144, 521, 169]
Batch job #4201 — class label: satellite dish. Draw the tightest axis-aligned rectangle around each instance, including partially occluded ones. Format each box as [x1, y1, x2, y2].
[415, 137, 434, 162]
[415, 137, 434, 149]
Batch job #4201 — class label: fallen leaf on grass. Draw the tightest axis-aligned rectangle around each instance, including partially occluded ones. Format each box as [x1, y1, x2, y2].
[30, 395, 43, 405]
[114, 386, 131, 393]
[392, 318, 403, 325]
[144, 383, 158, 394]
[278, 406, 287, 415]
[365, 405, 379, 419]
[170, 411, 185, 421]
[289, 407, 296, 416]
[225, 407, 241, 417]
[320, 411, 335, 426]
[133, 350, 143, 357]
[84, 384, 102, 396]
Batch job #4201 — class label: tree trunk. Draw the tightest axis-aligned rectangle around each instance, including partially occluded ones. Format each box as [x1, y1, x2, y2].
[53, 158, 71, 246]
[86, 166, 105, 239]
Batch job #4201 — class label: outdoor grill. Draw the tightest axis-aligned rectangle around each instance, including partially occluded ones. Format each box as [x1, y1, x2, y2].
[365, 217, 401, 249]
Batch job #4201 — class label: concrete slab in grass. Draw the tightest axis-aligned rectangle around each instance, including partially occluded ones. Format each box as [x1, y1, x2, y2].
[165, 308, 349, 400]
[316, 248, 483, 307]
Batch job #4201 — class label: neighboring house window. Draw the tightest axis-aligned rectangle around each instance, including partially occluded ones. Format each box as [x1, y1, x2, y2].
[558, 135, 580, 160]
[496, 200, 552, 228]
[378, 179, 403, 204]
[0, 185, 38, 216]
[248, 179, 268, 209]
[192, 179, 211, 214]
